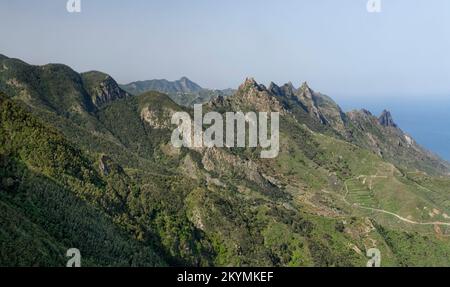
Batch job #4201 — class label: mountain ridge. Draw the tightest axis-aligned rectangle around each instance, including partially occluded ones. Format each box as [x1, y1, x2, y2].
[120, 77, 235, 107]
[2, 54, 450, 266]
[225, 77, 450, 175]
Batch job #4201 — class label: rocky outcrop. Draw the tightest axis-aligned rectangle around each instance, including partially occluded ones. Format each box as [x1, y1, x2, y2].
[81, 71, 129, 108]
[209, 76, 449, 175]
[378, 110, 397, 128]
[346, 108, 450, 175]
[269, 80, 348, 134]
[210, 77, 284, 114]
[268, 81, 297, 99]
[98, 154, 125, 176]
[92, 76, 128, 107]
[294, 82, 349, 134]
[140, 106, 175, 129]
[99, 155, 111, 176]
[201, 147, 266, 185]
[296, 82, 327, 124]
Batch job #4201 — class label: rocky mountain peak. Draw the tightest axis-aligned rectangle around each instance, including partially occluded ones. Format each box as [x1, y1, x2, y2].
[361, 109, 373, 116]
[378, 109, 397, 128]
[268, 82, 281, 95]
[217, 77, 283, 112]
[283, 82, 296, 92]
[299, 81, 314, 99]
[81, 71, 129, 108]
[238, 77, 266, 92]
[268, 81, 296, 98]
[268, 81, 278, 89]
[294, 81, 329, 124]
[178, 76, 202, 92]
[242, 77, 257, 87]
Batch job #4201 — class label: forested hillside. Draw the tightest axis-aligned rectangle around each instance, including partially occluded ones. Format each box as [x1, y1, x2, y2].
[1, 55, 450, 267]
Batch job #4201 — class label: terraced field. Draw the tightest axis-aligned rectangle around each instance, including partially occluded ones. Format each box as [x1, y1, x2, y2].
[345, 176, 378, 208]
[343, 172, 450, 233]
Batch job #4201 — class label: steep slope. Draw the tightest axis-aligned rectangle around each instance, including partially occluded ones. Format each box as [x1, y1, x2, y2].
[2, 55, 450, 266]
[378, 110, 397, 128]
[0, 55, 129, 114]
[266, 79, 450, 176]
[209, 77, 284, 113]
[269, 81, 340, 135]
[346, 109, 450, 175]
[197, 78, 450, 266]
[0, 55, 96, 115]
[0, 55, 137, 155]
[81, 71, 130, 108]
[296, 82, 348, 135]
[0, 93, 165, 266]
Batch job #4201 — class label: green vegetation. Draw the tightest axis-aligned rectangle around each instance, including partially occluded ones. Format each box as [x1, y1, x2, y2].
[0, 94, 164, 266]
[120, 77, 235, 107]
[1, 55, 450, 267]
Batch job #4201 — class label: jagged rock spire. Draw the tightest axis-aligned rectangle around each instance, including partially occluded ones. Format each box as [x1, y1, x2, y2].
[226, 77, 283, 113]
[300, 81, 312, 91]
[299, 81, 314, 99]
[378, 109, 397, 127]
[238, 77, 266, 92]
[268, 82, 281, 95]
[284, 81, 295, 91]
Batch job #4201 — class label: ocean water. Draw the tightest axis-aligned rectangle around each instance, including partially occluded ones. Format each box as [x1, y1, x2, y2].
[339, 97, 450, 162]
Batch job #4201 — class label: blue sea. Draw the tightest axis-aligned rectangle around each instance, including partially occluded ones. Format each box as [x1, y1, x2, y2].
[339, 97, 450, 162]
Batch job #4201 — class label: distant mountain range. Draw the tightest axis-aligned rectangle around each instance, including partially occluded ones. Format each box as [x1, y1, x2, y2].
[120, 77, 235, 107]
[1, 53, 450, 267]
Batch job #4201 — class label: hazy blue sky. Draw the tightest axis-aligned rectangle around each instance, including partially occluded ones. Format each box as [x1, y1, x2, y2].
[1, 0, 449, 98]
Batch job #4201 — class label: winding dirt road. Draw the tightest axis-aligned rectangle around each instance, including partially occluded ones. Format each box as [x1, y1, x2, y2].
[342, 178, 450, 227]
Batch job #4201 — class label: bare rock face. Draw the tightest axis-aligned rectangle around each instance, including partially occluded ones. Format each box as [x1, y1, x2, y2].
[91, 76, 129, 107]
[270, 80, 347, 133]
[140, 106, 175, 129]
[347, 109, 379, 130]
[211, 77, 285, 113]
[269, 81, 297, 100]
[296, 82, 325, 123]
[201, 147, 265, 185]
[209, 77, 449, 175]
[99, 155, 111, 176]
[378, 110, 397, 128]
[81, 71, 130, 108]
[98, 154, 125, 176]
[346, 108, 450, 175]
